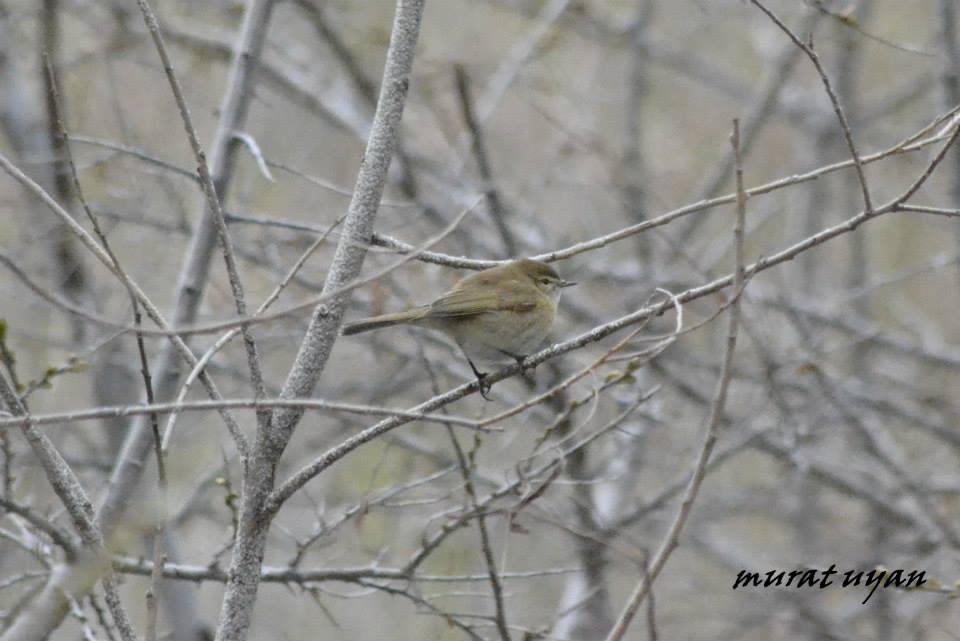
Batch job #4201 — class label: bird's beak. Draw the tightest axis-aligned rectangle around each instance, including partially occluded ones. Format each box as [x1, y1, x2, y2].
[560, 279, 577, 288]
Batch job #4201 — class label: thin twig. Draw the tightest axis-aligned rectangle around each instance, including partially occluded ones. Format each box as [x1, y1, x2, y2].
[44, 63, 168, 638]
[604, 118, 747, 641]
[0, 373, 138, 641]
[446, 430, 512, 641]
[283, 103, 960, 269]
[0, 152, 249, 450]
[0, 398, 484, 431]
[897, 204, 960, 217]
[132, 0, 271, 430]
[401, 397, 653, 576]
[747, 0, 873, 214]
[454, 64, 517, 257]
[144, 553, 165, 641]
[160, 214, 346, 449]
[0, 496, 79, 558]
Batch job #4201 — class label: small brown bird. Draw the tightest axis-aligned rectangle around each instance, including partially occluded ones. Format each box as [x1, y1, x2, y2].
[342, 259, 575, 398]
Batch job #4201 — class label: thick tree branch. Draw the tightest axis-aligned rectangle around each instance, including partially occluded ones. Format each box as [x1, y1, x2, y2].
[212, 2, 426, 640]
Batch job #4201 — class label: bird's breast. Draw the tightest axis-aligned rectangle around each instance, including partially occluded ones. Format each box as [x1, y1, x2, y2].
[445, 305, 554, 363]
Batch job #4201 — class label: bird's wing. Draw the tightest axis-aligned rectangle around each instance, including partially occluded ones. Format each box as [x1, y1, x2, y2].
[426, 279, 536, 319]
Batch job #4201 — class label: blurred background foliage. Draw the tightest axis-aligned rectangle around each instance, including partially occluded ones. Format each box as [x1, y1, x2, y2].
[1, 0, 959, 639]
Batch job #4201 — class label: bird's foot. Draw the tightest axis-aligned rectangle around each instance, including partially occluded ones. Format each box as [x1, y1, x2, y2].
[466, 357, 493, 400]
[476, 372, 493, 401]
[507, 352, 536, 379]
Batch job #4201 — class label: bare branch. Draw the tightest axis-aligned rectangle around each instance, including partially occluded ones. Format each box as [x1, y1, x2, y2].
[747, 0, 873, 214]
[212, 2, 427, 640]
[605, 118, 748, 641]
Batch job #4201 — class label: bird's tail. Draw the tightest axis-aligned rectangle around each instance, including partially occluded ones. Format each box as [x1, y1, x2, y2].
[341, 308, 428, 335]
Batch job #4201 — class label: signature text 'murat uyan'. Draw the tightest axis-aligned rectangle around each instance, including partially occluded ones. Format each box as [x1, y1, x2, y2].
[732, 565, 926, 604]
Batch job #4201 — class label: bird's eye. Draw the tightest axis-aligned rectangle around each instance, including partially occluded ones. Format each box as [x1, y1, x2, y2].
[539, 278, 551, 285]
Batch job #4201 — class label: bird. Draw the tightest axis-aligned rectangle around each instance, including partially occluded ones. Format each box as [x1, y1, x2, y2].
[342, 258, 575, 399]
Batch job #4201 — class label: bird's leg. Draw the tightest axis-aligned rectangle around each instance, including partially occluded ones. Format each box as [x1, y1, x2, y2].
[466, 357, 492, 400]
[457, 343, 492, 400]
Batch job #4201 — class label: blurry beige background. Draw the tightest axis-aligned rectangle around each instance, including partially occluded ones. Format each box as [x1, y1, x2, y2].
[1, 0, 959, 639]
